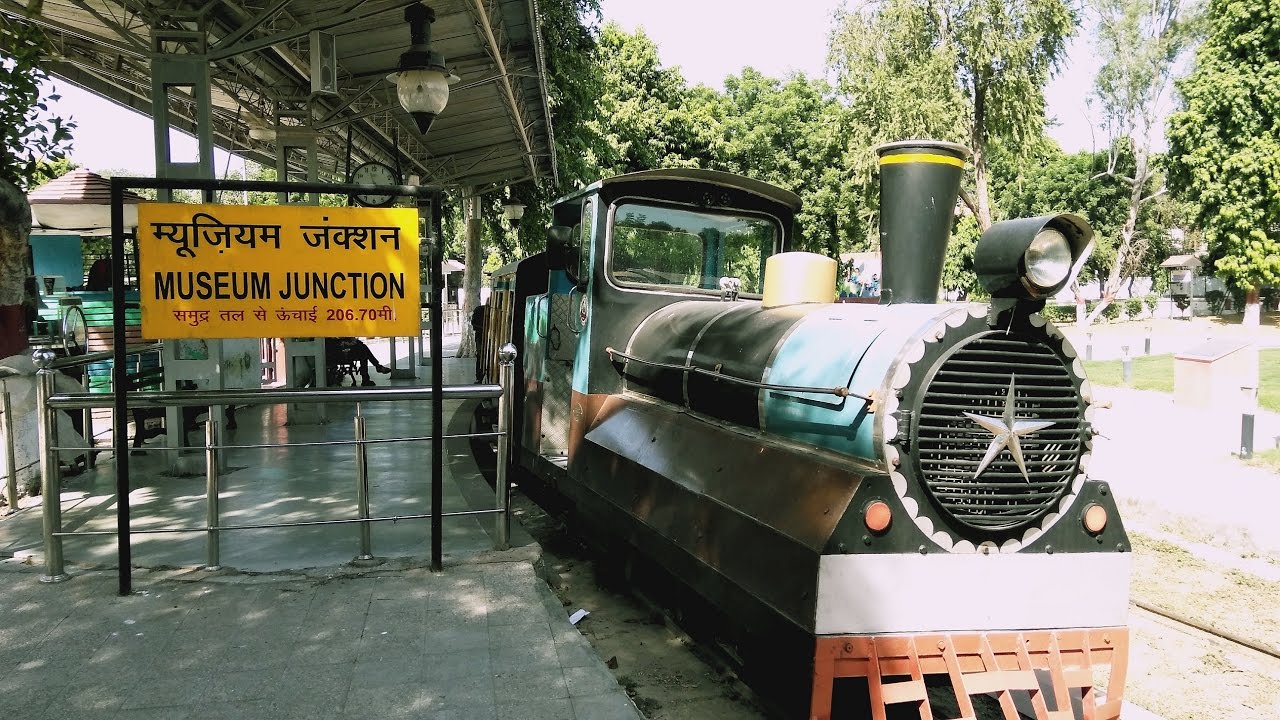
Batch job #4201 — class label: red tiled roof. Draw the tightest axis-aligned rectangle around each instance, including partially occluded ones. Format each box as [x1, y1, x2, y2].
[27, 169, 147, 205]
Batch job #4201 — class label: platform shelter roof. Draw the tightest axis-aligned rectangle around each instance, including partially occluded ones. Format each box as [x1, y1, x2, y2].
[6, 0, 556, 191]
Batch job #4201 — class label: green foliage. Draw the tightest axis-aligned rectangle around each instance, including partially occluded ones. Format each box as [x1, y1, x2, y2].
[829, 0, 1078, 228]
[1039, 303, 1076, 323]
[1092, 0, 1203, 146]
[1167, 0, 1280, 293]
[949, 0, 1076, 149]
[29, 157, 76, 188]
[1205, 288, 1227, 313]
[941, 214, 982, 296]
[587, 24, 710, 175]
[709, 70, 863, 255]
[1001, 147, 1127, 285]
[0, 14, 76, 190]
[541, 0, 605, 192]
[996, 141, 1188, 292]
[229, 163, 348, 207]
[828, 1, 967, 144]
[477, 1, 1099, 289]
[1083, 354, 1176, 392]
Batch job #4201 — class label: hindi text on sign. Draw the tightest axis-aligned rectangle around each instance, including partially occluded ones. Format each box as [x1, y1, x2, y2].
[139, 203, 420, 339]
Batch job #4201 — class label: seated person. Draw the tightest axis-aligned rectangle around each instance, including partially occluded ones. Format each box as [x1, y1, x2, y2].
[325, 337, 390, 387]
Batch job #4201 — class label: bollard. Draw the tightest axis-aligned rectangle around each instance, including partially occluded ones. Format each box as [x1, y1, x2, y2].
[34, 350, 69, 583]
[1144, 324, 1152, 355]
[1086, 332, 1093, 361]
[1240, 385, 1257, 461]
[1121, 345, 1132, 387]
[354, 403, 373, 561]
[205, 415, 221, 570]
[495, 343, 517, 551]
[2, 388, 17, 516]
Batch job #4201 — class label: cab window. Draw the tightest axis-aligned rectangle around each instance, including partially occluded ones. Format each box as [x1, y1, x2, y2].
[609, 202, 778, 294]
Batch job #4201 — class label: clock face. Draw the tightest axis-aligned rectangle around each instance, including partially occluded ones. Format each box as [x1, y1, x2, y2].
[352, 161, 399, 207]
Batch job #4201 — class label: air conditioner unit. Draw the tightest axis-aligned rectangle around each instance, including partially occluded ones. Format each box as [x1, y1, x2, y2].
[310, 31, 338, 96]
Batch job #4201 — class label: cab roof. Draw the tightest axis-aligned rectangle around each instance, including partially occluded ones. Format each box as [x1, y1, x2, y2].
[552, 168, 803, 212]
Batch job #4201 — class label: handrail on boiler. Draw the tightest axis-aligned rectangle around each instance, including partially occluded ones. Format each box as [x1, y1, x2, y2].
[605, 346, 871, 402]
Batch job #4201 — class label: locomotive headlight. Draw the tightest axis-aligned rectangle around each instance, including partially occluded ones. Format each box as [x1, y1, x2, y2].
[975, 213, 1094, 300]
[1024, 228, 1073, 289]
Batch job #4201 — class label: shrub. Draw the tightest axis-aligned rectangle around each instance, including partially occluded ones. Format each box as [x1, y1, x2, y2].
[1124, 297, 1145, 318]
[1039, 303, 1075, 324]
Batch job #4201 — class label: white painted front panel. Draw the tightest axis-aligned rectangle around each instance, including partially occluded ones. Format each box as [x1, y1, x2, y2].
[815, 552, 1130, 635]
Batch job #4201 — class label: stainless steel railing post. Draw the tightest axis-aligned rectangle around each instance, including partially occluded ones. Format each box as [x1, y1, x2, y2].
[2, 387, 17, 516]
[354, 403, 373, 561]
[34, 350, 69, 583]
[495, 343, 517, 551]
[204, 413, 221, 571]
[82, 406, 95, 469]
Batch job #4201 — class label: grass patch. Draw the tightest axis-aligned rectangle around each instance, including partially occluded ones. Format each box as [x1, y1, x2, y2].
[1084, 348, 1280, 412]
[1246, 447, 1280, 473]
[1131, 533, 1195, 562]
[1083, 354, 1176, 393]
[1262, 348, 1280, 412]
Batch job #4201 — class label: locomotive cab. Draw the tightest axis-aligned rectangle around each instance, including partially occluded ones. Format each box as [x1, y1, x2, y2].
[522, 169, 803, 463]
[486, 149, 1130, 720]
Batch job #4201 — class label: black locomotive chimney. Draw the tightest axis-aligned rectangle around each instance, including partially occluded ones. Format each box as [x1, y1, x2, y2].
[875, 140, 971, 304]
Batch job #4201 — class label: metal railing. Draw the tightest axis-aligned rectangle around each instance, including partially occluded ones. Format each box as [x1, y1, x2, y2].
[2, 342, 161, 515]
[33, 344, 518, 590]
[2, 381, 18, 516]
[54, 342, 164, 472]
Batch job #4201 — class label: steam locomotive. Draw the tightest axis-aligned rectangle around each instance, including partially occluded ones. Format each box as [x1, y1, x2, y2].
[478, 140, 1130, 719]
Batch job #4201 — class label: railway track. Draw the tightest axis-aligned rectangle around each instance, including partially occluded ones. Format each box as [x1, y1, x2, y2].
[1131, 598, 1280, 661]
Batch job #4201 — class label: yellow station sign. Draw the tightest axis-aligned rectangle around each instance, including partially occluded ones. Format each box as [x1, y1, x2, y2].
[138, 204, 420, 339]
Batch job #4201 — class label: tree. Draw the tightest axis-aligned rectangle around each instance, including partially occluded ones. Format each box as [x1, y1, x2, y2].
[588, 24, 710, 175]
[540, 0, 605, 193]
[456, 190, 483, 359]
[451, 0, 600, 358]
[1001, 145, 1184, 310]
[1, 12, 75, 357]
[828, 0, 1076, 231]
[1167, 0, 1280, 326]
[1083, 0, 1202, 325]
[709, 69, 863, 256]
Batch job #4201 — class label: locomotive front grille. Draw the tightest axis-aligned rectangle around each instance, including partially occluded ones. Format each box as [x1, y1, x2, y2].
[915, 334, 1083, 532]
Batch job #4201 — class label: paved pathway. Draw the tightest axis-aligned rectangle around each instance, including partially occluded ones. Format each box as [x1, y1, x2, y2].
[0, 556, 639, 720]
[0, 337, 642, 720]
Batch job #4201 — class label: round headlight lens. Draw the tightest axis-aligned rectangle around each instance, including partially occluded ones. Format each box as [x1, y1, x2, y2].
[1024, 228, 1073, 289]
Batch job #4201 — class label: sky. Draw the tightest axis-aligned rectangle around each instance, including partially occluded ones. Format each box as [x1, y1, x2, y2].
[44, 0, 1140, 176]
[598, 0, 1116, 153]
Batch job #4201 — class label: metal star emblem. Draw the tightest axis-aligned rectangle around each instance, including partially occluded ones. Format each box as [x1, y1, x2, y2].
[962, 377, 1055, 481]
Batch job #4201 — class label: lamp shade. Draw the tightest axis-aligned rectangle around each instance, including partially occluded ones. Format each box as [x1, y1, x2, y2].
[397, 68, 449, 111]
[396, 68, 450, 133]
[502, 201, 525, 223]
